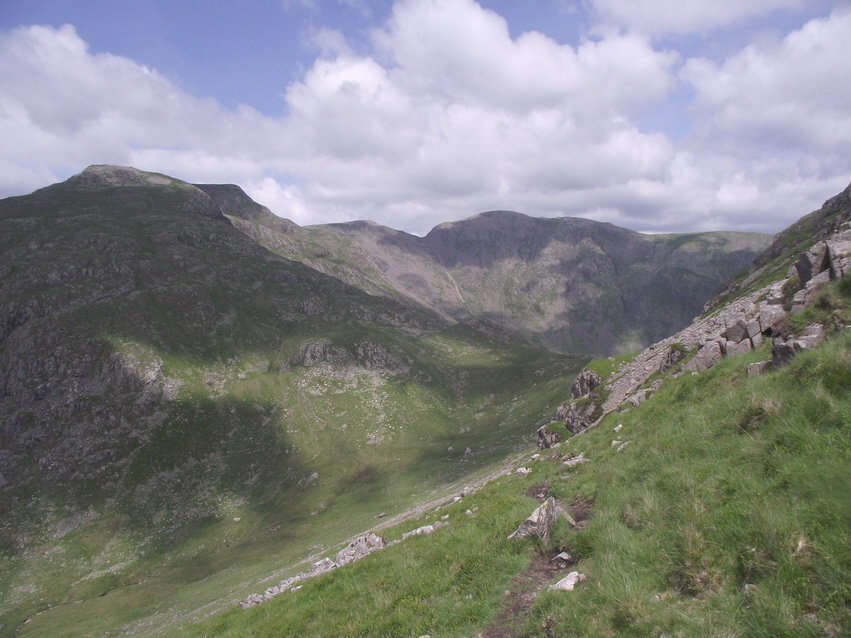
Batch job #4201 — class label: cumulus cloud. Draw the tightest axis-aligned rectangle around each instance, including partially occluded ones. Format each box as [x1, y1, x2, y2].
[683, 8, 851, 152]
[0, 1, 849, 236]
[590, 0, 809, 36]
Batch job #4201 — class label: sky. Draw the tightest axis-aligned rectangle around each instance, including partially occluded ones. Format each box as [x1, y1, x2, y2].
[1, 0, 850, 236]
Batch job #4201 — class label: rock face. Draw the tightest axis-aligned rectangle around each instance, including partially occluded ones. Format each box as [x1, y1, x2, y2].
[551, 200, 851, 436]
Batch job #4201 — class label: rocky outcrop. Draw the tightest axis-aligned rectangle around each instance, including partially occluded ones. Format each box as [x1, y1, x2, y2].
[570, 369, 602, 400]
[554, 219, 851, 436]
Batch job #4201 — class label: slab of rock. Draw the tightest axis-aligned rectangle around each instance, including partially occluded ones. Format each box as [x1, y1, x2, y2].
[549, 571, 586, 591]
[795, 241, 829, 286]
[725, 338, 752, 357]
[759, 304, 786, 334]
[722, 313, 749, 343]
[684, 340, 722, 372]
[827, 229, 851, 279]
[508, 497, 560, 541]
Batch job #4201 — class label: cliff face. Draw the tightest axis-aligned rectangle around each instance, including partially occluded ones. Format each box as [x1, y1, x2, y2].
[226, 207, 771, 356]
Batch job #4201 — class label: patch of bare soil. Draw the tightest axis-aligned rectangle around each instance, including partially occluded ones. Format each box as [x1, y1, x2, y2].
[525, 483, 549, 502]
[478, 548, 577, 638]
[568, 494, 593, 528]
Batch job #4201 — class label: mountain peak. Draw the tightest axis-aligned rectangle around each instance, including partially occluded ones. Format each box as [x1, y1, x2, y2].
[66, 164, 176, 189]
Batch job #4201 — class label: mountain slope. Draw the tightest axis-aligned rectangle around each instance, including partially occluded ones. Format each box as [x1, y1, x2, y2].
[224, 205, 771, 355]
[188, 183, 851, 638]
[0, 166, 586, 637]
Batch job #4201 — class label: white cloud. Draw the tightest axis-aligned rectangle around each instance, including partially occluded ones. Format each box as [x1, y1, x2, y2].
[0, 2, 848, 238]
[590, 0, 809, 36]
[683, 8, 851, 152]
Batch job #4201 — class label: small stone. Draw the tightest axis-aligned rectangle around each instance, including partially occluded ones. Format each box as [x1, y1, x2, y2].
[611, 440, 622, 447]
[549, 571, 586, 591]
[441, 514, 449, 521]
[516, 467, 532, 478]
[553, 551, 572, 562]
[465, 509, 474, 516]
[613, 424, 623, 432]
[377, 512, 387, 518]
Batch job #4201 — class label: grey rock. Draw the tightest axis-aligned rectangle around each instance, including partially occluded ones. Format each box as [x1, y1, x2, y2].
[549, 571, 586, 591]
[508, 496, 560, 541]
[765, 280, 788, 305]
[570, 368, 602, 399]
[559, 402, 598, 435]
[722, 313, 749, 343]
[684, 341, 722, 372]
[795, 241, 829, 286]
[537, 424, 561, 449]
[725, 339, 752, 357]
[658, 345, 683, 373]
[758, 304, 786, 334]
[827, 229, 851, 279]
[561, 452, 587, 468]
[747, 361, 772, 377]
[335, 532, 387, 567]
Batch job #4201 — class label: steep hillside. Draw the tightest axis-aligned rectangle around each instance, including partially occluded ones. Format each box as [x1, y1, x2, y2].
[225, 204, 770, 356]
[0, 166, 586, 637]
[188, 184, 851, 638]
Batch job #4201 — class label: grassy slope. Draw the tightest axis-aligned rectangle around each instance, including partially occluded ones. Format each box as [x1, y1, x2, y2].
[191, 283, 851, 638]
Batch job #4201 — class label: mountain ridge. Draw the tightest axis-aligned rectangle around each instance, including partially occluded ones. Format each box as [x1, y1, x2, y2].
[218, 190, 771, 355]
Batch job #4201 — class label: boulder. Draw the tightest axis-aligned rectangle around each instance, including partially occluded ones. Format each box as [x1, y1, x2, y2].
[791, 288, 811, 314]
[795, 241, 829, 286]
[549, 571, 586, 591]
[759, 304, 786, 334]
[772, 337, 798, 366]
[537, 424, 561, 449]
[570, 369, 602, 399]
[725, 339, 752, 357]
[684, 341, 722, 373]
[508, 497, 561, 541]
[627, 389, 647, 407]
[658, 346, 683, 373]
[722, 313, 749, 343]
[827, 229, 851, 279]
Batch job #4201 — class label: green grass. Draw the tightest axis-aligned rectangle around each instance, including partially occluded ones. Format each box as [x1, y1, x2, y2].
[186, 328, 851, 637]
